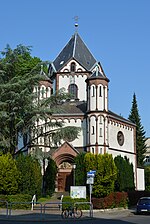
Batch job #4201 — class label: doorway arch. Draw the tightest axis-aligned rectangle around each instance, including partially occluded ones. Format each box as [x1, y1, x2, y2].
[51, 142, 79, 192]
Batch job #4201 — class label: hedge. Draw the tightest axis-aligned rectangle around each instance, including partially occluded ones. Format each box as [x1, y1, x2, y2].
[62, 196, 90, 210]
[92, 192, 128, 209]
[0, 194, 32, 209]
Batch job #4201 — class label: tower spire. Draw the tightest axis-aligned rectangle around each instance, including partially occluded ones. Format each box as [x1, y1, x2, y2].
[73, 16, 79, 33]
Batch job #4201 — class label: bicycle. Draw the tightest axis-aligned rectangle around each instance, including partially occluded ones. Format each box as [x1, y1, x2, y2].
[61, 206, 82, 219]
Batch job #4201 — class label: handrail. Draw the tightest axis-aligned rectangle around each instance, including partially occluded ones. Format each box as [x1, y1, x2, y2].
[0, 200, 9, 218]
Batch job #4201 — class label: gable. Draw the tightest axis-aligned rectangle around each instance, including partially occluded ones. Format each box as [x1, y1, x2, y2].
[52, 141, 79, 166]
[53, 33, 97, 72]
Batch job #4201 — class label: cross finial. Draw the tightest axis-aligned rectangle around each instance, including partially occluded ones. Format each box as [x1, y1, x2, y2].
[73, 16, 79, 33]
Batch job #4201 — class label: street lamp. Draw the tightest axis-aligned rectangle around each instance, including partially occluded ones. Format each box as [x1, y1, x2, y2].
[72, 164, 76, 186]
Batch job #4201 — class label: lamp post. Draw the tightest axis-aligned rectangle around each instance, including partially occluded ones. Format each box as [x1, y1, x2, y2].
[72, 164, 76, 186]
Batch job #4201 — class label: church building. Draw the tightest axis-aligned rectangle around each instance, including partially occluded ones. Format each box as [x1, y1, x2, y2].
[30, 28, 145, 192]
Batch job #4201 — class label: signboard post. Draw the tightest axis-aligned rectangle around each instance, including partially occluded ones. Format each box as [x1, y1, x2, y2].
[86, 170, 96, 204]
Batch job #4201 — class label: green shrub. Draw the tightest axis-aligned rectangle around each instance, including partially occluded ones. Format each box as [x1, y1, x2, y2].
[92, 192, 128, 209]
[0, 153, 20, 195]
[114, 156, 135, 192]
[16, 154, 42, 198]
[0, 195, 8, 208]
[0, 194, 32, 209]
[45, 158, 57, 196]
[62, 196, 90, 210]
[7, 194, 32, 209]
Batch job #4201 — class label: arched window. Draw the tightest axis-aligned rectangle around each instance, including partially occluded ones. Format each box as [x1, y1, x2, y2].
[92, 126, 95, 135]
[99, 86, 102, 97]
[70, 62, 76, 72]
[92, 86, 95, 97]
[99, 128, 102, 137]
[68, 84, 78, 99]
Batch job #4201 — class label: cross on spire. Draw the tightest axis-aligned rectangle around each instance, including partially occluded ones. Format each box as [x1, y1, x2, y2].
[73, 16, 79, 33]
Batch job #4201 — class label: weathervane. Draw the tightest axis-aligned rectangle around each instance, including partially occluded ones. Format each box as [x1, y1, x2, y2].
[73, 16, 79, 33]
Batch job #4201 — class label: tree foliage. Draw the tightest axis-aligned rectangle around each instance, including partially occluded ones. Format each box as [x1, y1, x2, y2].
[84, 152, 97, 172]
[0, 153, 20, 195]
[16, 154, 42, 197]
[74, 152, 87, 186]
[0, 44, 42, 154]
[128, 93, 146, 166]
[0, 44, 80, 155]
[45, 158, 57, 196]
[84, 153, 117, 197]
[145, 165, 150, 191]
[114, 155, 135, 192]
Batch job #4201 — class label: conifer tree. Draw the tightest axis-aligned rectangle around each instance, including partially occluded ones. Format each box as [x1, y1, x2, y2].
[45, 158, 57, 196]
[84, 153, 117, 197]
[128, 93, 146, 166]
[114, 155, 135, 191]
[74, 152, 86, 186]
[0, 153, 20, 195]
[0, 45, 80, 155]
[16, 154, 42, 196]
[145, 165, 150, 191]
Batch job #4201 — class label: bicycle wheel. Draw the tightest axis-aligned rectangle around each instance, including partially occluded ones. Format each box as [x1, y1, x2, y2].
[74, 208, 82, 218]
[61, 209, 69, 218]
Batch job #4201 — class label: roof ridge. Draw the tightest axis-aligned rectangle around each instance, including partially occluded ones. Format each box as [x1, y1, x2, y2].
[73, 33, 77, 57]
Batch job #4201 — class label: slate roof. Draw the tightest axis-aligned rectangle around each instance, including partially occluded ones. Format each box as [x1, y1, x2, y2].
[108, 110, 136, 126]
[89, 66, 108, 80]
[53, 33, 97, 72]
[53, 100, 87, 115]
[53, 100, 135, 126]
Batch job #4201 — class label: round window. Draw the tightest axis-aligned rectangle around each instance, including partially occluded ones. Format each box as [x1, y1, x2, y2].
[117, 131, 124, 146]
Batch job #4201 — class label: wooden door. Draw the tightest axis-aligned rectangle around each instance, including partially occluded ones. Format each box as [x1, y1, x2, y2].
[57, 172, 73, 192]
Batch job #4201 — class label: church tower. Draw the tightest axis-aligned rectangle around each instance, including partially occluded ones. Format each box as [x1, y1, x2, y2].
[86, 64, 109, 154]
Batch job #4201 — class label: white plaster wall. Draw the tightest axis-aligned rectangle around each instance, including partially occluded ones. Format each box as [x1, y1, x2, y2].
[76, 74, 87, 100]
[41, 118, 84, 147]
[63, 118, 84, 146]
[59, 75, 70, 91]
[108, 122, 134, 153]
[107, 149, 137, 187]
[137, 168, 145, 190]
[105, 86, 108, 111]
[98, 147, 104, 154]
[60, 60, 86, 73]
[82, 118, 87, 146]
[108, 150, 136, 170]
[47, 87, 51, 97]
[59, 74, 87, 101]
[105, 117, 109, 145]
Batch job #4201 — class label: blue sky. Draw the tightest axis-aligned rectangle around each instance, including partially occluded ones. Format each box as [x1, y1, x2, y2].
[1, 0, 150, 136]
